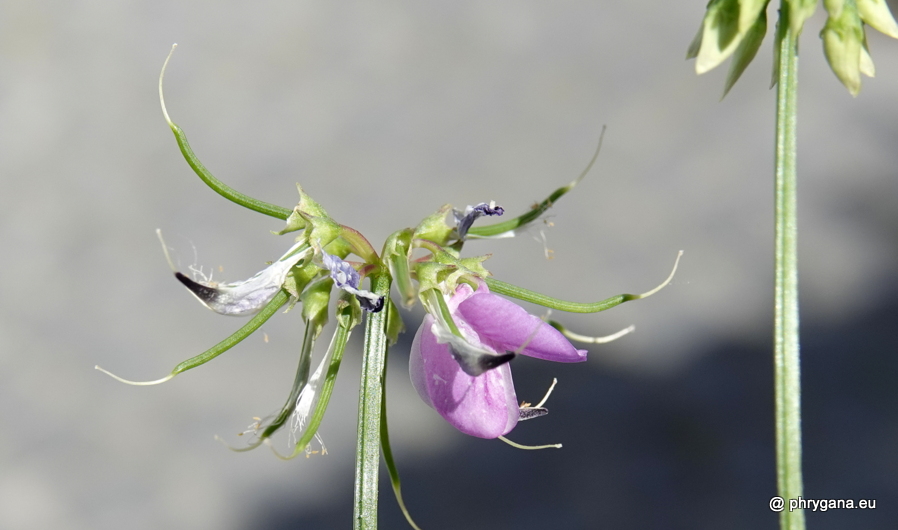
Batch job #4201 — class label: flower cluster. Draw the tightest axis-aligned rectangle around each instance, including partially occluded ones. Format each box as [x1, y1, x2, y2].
[688, 0, 898, 96]
[100, 173, 679, 448]
[97, 45, 681, 529]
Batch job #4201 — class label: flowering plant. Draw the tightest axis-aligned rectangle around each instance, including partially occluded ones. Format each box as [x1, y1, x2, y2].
[97, 45, 680, 529]
[687, 3, 898, 529]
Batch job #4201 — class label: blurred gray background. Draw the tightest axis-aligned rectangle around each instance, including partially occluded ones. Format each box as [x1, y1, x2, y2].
[2, 2, 896, 529]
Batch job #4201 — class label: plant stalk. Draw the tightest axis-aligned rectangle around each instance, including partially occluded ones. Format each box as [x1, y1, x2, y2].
[773, 9, 805, 530]
[353, 274, 392, 529]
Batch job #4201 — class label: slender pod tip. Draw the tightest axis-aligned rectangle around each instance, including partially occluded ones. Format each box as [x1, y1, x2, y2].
[156, 229, 177, 272]
[636, 250, 683, 299]
[214, 433, 267, 453]
[552, 322, 636, 344]
[498, 436, 562, 450]
[571, 125, 606, 188]
[94, 365, 173, 386]
[159, 44, 178, 127]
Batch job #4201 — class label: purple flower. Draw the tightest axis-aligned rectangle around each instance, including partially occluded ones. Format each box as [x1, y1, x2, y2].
[453, 201, 504, 240]
[409, 281, 586, 438]
[319, 245, 384, 312]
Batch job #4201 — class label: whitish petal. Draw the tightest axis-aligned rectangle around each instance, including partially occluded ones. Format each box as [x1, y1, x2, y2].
[177, 242, 308, 316]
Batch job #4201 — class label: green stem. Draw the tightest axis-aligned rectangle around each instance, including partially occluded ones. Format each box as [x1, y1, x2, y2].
[773, 9, 805, 530]
[379, 338, 423, 530]
[353, 274, 392, 530]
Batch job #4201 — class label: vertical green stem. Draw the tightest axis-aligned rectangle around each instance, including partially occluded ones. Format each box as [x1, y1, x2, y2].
[773, 9, 805, 530]
[353, 274, 392, 529]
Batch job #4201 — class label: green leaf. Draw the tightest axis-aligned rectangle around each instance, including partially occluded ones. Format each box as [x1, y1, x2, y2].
[275, 184, 333, 235]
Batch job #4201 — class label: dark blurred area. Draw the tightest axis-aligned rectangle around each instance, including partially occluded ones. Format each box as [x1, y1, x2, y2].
[255, 281, 898, 530]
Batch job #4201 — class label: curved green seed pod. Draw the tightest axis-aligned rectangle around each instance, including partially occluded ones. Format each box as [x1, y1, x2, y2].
[159, 44, 292, 220]
[96, 290, 289, 385]
[276, 295, 357, 459]
[466, 129, 605, 239]
[486, 251, 682, 313]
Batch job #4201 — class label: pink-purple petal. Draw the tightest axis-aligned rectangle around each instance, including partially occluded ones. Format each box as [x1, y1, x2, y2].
[409, 315, 519, 438]
[409, 280, 590, 438]
[456, 284, 587, 363]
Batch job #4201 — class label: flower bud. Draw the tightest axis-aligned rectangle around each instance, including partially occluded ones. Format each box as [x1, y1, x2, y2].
[723, 9, 767, 97]
[857, 0, 898, 38]
[860, 38, 876, 77]
[824, 0, 846, 19]
[691, 0, 768, 75]
[821, 1, 866, 95]
[789, 0, 819, 38]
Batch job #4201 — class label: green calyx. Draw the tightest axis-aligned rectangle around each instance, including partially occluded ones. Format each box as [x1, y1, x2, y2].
[300, 278, 335, 335]
[411, 205, 455, 247]
[413, 239, 491, 298]
[275, 184, 331, 235]
[383, 228, 416, 308]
